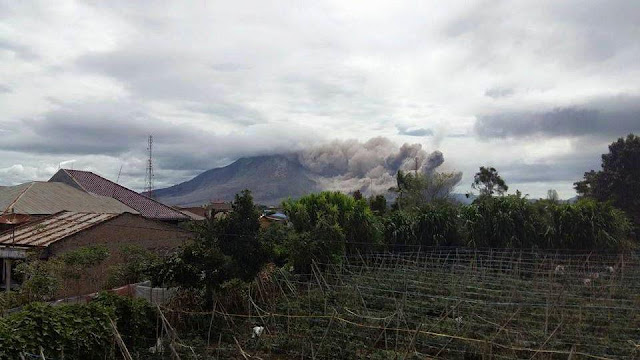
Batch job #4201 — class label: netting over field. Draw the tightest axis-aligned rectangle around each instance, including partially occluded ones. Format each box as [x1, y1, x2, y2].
[162, 248, 640, 359]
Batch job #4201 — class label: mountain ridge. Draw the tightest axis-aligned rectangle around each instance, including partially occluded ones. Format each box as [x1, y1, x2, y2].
[153, 154, 320, 206]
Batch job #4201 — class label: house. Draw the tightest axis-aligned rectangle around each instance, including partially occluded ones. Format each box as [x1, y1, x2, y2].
[49, 169, 189, 222]
[0, 211, 191, 296]
[208, 201, 233, 218]
[0, 181, 137, 231]
[175, 206, 208, 221]
[259, 212, 288, 229]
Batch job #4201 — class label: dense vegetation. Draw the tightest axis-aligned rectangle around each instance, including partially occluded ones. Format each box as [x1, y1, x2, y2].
[1, 134, 636, 358]
[575, 133, 640, 232]
[0, 293, 155, 360]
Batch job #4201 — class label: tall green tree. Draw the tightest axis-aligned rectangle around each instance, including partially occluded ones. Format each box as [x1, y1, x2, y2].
[368, 194, 387, 216]
[574, 134, 640, 228]
[472, 166, 508, 196]
[391, 170, 461, 210]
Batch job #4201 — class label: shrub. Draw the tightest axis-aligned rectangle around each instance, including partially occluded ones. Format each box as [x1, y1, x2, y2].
[542, 198, 632, 250]
[462, 195, 544, 248]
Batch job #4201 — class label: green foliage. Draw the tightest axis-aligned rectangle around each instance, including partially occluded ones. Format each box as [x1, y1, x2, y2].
[472, 166, 508, 196]
[0, 294, 156, 360]
[14, 258, 59, 303]
[462, 194, 542, 248]
[216, 189, 267, 280]
[59, 245, 110, 280]
[368, 194, 387, 215]
[392, 170, 461, 210]
[93, 292, 157, 351]
[383, 204, 461, 248]
[154, 189, 267, 298]
[460, 195, 632, 250]
[541, 198, 632, 250]
[259, 222, 295, 266]
[282, 191, 382, 271]
[575, 133, 640, 229]
[106, 245, 160, 288]
[413, 203, 462, 247]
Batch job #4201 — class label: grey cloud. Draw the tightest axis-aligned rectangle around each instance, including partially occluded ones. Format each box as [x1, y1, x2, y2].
[475, 96, 640, 138]
[0, 38, 38, 60]
[0, 101, 318, 173]
[184, 102, 267, 126]
[397, 125, 434, 137]
[211, 63, 250, 72]
[484, 87, 514, 99]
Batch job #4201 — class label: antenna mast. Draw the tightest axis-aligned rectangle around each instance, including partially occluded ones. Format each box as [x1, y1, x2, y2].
[144, 135, 154, 198]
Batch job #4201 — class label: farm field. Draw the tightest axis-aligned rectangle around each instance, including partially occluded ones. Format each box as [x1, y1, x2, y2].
[163, 248, 640, 359]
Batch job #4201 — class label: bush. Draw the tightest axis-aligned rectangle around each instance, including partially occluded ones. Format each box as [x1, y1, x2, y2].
[461, 195, 545, 248]
[106, 245, 160, 288]
[282, 191, 382, 270]
[0, 294, 156, 360]
[541, 198, 632, 250]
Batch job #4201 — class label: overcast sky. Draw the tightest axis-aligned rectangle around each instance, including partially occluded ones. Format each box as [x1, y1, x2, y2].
[1, 0, 639, 198]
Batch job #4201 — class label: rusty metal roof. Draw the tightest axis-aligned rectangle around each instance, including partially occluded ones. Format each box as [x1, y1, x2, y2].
[51, 170, 188, 221]
[0, 182, 138, 215]
[0, 211, 119, 247]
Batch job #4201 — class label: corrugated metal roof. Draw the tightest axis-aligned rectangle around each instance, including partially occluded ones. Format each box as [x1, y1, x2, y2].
[0, 182, 138, 215]
[53, 170, 188, 221]
[0, 211, 119, 247]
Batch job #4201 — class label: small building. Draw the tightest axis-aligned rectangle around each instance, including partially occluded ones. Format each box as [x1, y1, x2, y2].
[175, 206, 208, 221]
[208, 201, 233, 218]
[49, 169, 190, 222]
[0, 181, 137, 231]
[259, 212, 288, 229]
[0, 211, 192, 296]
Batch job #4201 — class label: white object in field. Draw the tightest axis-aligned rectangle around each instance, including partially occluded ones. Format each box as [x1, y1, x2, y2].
[606, 266, 615, 274]
[583, 278, 591, 286]
[252, 326, 264, 338]
[149, 338, 164, 354]
[554, 265, 565, 275]
[454, 316, 463, 324]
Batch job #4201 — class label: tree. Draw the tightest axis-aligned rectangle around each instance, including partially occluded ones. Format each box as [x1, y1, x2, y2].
[368, 194, 387, 216]
[574, 134, 640, 227]
[391, 170, 462, 210]
[547, 189, 559, 202]
[472, 166, 508, 196]
[154, 189, 267, 299]
[212, 189, 266, 281]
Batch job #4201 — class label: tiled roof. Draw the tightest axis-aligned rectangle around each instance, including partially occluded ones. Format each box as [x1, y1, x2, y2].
[0, 211, 119, 247]
[51, 169, 188, 221]
[0, 182, 137, 215]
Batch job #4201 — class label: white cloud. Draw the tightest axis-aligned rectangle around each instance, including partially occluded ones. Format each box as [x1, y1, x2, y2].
[1, 0, 639, 198]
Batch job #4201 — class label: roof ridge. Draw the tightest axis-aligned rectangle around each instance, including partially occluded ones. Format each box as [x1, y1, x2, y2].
[64, 169, 186, 219]
[2, 182, 35, 215]
[61, 169, 89, 193]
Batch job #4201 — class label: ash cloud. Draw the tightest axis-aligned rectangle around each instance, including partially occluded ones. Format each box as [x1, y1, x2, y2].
[297, 137, 461, 195]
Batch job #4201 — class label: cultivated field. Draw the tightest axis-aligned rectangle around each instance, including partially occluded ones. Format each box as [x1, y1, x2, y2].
[164, 248, 640, 359]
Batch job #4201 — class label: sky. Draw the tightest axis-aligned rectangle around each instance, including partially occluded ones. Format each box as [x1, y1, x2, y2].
[1, 0, 639, 198]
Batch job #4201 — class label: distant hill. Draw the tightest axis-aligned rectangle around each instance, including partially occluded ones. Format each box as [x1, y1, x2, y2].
[153, 155, 321, 206]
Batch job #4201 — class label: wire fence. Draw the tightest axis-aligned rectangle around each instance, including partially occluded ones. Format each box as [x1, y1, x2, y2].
[155, 248, 640, 359]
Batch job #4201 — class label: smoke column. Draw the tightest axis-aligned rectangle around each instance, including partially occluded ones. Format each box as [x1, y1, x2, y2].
[296, 137, 461, 195]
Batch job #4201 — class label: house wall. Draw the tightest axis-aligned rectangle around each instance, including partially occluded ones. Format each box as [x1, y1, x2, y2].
[46, 213, 193, 297]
